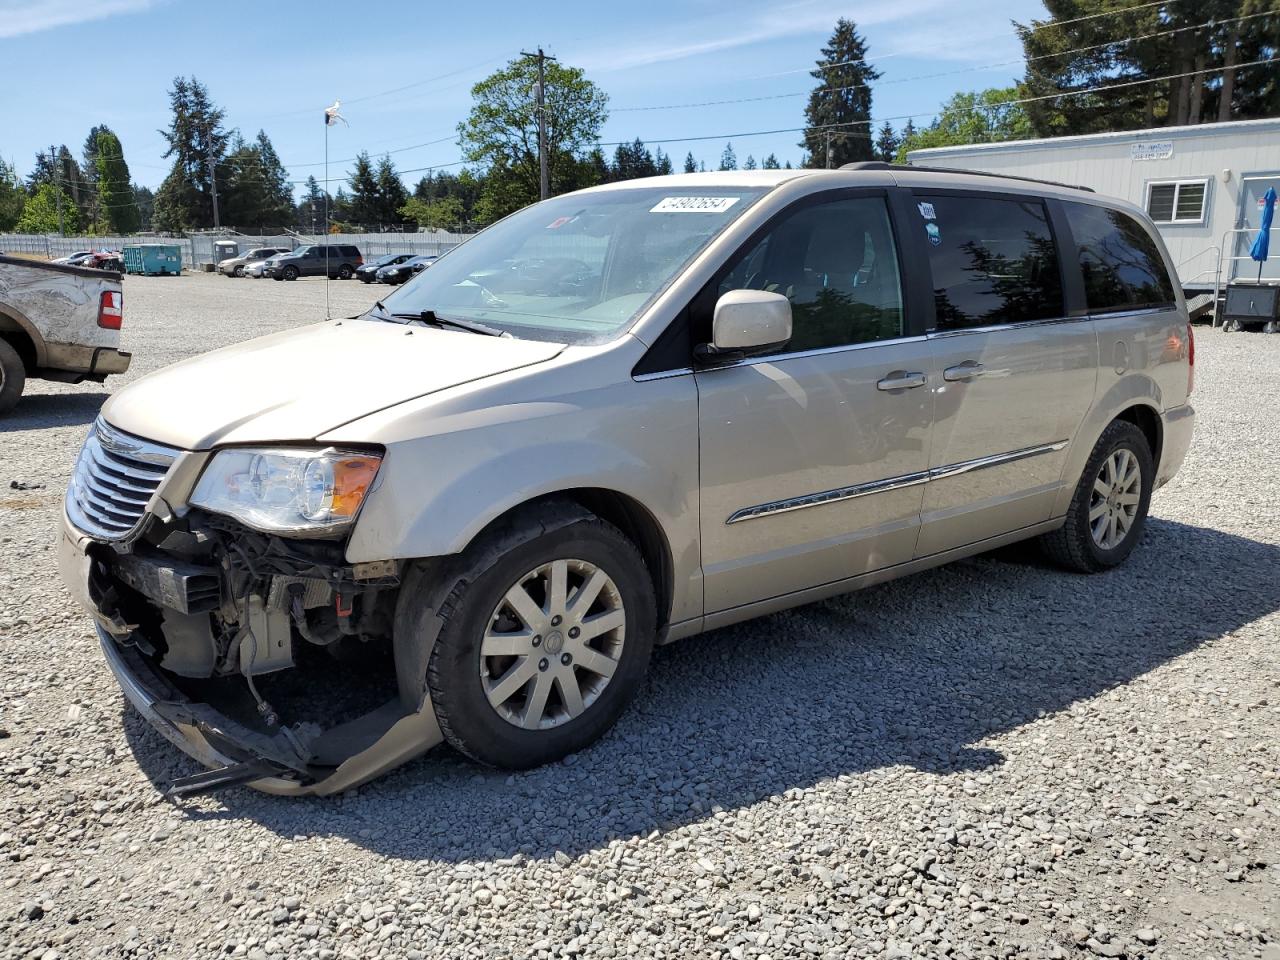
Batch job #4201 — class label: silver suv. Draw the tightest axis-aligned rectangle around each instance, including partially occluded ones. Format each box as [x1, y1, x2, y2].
[58, 167, 1195, 796]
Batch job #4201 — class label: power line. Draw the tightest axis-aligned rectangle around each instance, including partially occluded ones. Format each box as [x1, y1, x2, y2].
[611, 10, 1274, 113]
[747, 0, 1189, 81]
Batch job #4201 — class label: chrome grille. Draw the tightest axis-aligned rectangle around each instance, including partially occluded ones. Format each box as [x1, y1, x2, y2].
[66, 418, 178, 541]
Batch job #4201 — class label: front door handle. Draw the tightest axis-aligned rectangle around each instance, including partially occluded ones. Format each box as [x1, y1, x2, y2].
[943, 361, 985, 382]
[876, 370, 927, 391]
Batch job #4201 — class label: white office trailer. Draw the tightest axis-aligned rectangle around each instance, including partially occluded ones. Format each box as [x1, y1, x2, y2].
[907, 118, 1280, 315]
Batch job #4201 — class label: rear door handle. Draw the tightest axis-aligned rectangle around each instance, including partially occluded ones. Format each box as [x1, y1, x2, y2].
[943, 361, 985, 382]
[876, 370, 927, 391]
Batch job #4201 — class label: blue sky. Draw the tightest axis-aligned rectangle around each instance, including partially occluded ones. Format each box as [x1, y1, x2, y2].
[0, 0, 1050, 197]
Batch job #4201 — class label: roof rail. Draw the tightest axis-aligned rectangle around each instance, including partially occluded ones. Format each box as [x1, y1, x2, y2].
[839, 160, 1095, 194]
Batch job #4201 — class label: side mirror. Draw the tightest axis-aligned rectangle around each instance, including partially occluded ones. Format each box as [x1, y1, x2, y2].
[696, 289, 792, 363]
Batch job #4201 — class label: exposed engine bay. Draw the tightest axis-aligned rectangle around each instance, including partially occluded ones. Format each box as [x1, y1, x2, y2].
[83, 509, 440, 796]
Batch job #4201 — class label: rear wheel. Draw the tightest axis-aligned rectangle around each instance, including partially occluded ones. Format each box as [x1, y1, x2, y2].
[1040, 420, 1154, 573]
[0, 339, 26, 414]
[409, 510, 656, 769]
[338, 264, 353, 280]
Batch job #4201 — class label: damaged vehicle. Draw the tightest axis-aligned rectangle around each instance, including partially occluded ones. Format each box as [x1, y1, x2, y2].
[60, 167, 1195, 796]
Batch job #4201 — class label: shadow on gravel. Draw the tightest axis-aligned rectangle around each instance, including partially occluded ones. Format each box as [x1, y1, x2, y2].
[124, 517, 1280, 863]
[0, 392, 107, 433]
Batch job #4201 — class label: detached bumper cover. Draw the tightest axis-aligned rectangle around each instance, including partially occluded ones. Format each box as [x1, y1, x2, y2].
[60, 513, 444, 797]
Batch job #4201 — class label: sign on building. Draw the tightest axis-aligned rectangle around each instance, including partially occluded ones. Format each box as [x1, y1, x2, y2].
[1131, 141, 1175, 161]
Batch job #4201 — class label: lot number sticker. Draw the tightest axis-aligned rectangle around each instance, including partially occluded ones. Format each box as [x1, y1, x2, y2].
[651, 196, 740, 213]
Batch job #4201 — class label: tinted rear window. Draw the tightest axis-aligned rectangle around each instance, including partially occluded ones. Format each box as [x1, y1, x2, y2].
[1063, 202, 1176, 313]
[918, 193, 1063, 330]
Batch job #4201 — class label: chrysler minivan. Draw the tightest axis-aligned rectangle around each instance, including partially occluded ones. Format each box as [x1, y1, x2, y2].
[58, 166, 1195, 796]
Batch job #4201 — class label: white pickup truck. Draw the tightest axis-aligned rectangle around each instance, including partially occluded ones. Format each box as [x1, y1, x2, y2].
[0, 255, 131, 413]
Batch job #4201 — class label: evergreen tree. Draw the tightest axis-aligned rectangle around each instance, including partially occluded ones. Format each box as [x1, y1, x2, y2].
[875, 121, 899, 163]
[297, 175, 328, 231]
[26, 146, 59, 191]
[718, 142, 737, 171]
[654, 147, 673, 175]
[743, 154, 758, 170]
[762, 153, 781, 169]
[612, 138, 658, 181]
[153, 76, 229, 230]
[93, 128, 140, 233]
[132, 184, 154, 231]
[0, 157, 24, 230]
[683, 151, 697, 173]
[251, 130, 294, 227]
[1016, 0, 1278, 135]
[801, 19, 879, 167]
[346, 152, 379, 224]
[374, 154, 409, 224]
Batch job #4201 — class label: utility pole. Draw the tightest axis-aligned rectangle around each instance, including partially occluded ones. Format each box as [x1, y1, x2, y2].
[522, 48, 556, 200]
[825, 130, 833, 169]
[207, 123, 221, 229]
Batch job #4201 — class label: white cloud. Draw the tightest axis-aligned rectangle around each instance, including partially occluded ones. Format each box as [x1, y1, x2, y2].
[0, 0, 157, 40]
[570, 0, 960, 73]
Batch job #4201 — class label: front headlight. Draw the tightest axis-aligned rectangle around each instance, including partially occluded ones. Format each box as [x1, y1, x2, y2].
[190, 447, 382, 536]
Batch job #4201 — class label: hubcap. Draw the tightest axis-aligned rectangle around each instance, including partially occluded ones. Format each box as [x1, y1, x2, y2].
[480, 558, 626, 730]
[1089, 448, 1141, 550]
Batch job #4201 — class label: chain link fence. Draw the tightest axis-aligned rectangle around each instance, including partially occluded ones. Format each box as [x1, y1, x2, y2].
[1, 229, 475, 268]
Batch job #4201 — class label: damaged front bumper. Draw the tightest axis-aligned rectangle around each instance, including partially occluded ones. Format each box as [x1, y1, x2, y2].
[59, 515, 444, 797]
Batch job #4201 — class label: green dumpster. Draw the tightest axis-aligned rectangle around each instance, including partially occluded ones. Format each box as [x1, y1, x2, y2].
[122, 244, 183, 276]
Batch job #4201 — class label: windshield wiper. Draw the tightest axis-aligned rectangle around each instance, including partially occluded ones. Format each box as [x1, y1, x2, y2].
[393, 310, 508, 338]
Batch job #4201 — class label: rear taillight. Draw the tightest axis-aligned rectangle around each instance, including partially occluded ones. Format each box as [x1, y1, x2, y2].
[1186, 322, 1195, 396]
[97, 290, 122, 330]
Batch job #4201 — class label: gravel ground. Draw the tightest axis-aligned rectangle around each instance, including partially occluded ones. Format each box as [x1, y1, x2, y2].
[0, 273, 1276, 960]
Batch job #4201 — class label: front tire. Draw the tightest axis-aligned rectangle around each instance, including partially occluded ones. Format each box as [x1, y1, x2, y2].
[409, 510, 656, 769]
[0, 339, 26, 414]
[283, 266, 298, 281]
[233, 265, 244, 277]
[1040, 420, 1154, 573]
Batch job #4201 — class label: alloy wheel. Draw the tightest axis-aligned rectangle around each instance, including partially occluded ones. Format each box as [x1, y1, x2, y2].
[480, 558, 626, 730]
[1089, 448, 1142, 550]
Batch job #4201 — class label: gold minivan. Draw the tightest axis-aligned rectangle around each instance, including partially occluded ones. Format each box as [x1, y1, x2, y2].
[59, 166, 1195, 796]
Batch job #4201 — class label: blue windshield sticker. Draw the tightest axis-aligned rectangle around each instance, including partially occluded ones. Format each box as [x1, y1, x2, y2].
[926, 222, 942, 246]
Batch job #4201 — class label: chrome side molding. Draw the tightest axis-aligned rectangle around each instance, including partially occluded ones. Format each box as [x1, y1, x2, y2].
[725, 440, 1069, 525]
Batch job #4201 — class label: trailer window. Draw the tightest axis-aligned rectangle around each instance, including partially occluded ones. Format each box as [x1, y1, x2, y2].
[1064, 201, 1177, 313]
[1146, 180, 1208, 224]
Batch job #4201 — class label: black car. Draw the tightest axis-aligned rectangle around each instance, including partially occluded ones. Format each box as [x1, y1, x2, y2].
[266, 244, 364, 280]
[355, 253, 414, 283]
[377, 255, 437, 285]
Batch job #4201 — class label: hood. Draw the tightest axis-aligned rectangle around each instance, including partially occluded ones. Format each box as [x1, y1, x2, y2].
[102, 319, 565, 450]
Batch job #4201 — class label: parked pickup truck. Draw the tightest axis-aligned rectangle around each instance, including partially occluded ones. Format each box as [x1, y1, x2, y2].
[0, 255, 131, 414]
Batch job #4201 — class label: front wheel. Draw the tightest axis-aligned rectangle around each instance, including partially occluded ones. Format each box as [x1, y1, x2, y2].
[409, 511, 656, 769]
[233, 266, 244, 278]
[282, 266, 298, 281]
[1040, 420, 1154, 573]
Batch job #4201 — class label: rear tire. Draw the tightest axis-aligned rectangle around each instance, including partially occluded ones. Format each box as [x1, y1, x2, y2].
[406, 507, 656, 769]
[0, 339, 27, 415]
[1039, 420, 1154, 573]
[338, 264, 353, 280]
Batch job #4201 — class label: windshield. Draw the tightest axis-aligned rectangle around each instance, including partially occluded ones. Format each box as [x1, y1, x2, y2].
[376, 186, 768, 343]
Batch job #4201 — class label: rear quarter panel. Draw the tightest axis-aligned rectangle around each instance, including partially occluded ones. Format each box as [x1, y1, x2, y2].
[0, 257, 122, 361]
